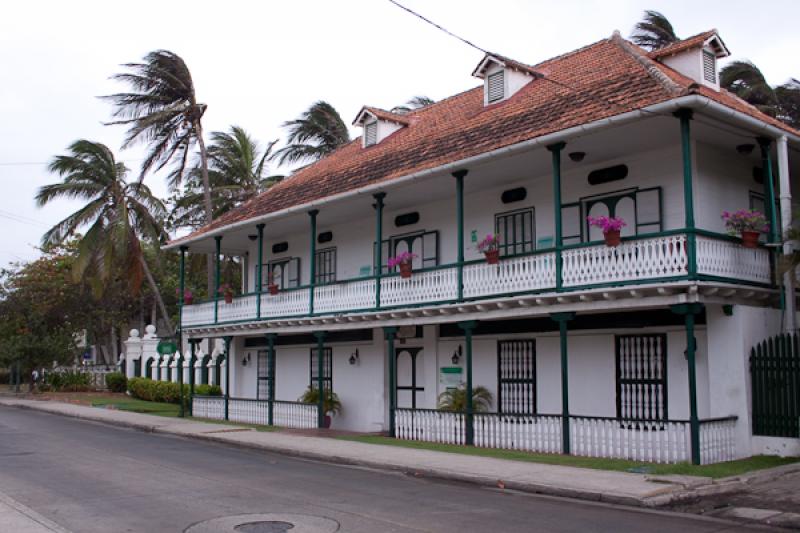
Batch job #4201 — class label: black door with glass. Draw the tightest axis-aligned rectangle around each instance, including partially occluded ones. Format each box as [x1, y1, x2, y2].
[497, 340, 536, 414]
[495, 208, 535, 257]
[267, 257, 301, 289]
[256, 349, 272, 400]
[396, 347, 424, 409]
[310, 347, 332, 393]
[315, 247, 336, 284]
[376, 231, 439, 274]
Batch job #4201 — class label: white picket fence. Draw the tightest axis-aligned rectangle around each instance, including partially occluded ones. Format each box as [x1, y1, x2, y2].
[569, 416, 691, 464]
[474, 413, 562, 453]
[699, 417, 738, 465]
[192, 396, 318, 429]
[394, 408, 465, 445]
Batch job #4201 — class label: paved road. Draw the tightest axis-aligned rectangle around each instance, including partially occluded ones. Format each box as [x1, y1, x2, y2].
[0, 407, 764, 533]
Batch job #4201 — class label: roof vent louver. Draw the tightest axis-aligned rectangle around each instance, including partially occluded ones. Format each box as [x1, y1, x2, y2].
[487, 71, 505, 103]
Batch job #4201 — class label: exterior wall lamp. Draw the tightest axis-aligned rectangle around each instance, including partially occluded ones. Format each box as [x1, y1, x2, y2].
[568, 151, 586, 162]
[349, 349, 360, 365]
[736, 144, 755, 155]
[451, 345, 462, 365]
[242, 353, 251, 366]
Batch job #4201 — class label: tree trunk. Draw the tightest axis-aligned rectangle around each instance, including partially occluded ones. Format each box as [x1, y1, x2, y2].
[139, 255, 175, 334]
[195, 121, 216, 297]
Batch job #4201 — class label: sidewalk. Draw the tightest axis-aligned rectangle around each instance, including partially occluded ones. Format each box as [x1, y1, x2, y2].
[0, 490, 71, 533]
[0, 397, 782, 509]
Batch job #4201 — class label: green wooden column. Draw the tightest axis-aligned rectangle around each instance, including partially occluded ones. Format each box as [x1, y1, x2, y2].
[188, 338, 201, 416]
[458, 321, 477, 445]
[308, 210, 319, 315]
[550, 312, 575, 454]
[256, 224, 265, 319]
[223, 336, 232, 420]
[671, 303, 704, 465]
[313, 331, 327, 428]
[14, 359, 20, 393]
[266, 333, 277, 426]
[675, 109, 697, 278]
[214, 236, 222, 324]
[179, 244, 187, 338]
[374, 193, 386, 309]
[453, 170, 468, 302]
[547, 142, 566, 290]
[384, 327, 398, 436]
[757, 138, 780, 244]
[177, 349, 185, 418]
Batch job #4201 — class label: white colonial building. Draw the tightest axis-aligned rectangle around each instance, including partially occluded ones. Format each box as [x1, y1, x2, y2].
[125, 30, 799, 465]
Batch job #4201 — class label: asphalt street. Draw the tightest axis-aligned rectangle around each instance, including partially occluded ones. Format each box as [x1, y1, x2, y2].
[0, 407, 764, 532]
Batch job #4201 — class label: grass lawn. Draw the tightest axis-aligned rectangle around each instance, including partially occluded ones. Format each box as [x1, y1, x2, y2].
[90, 397, 180, 417]
[337, 435, 799, 479]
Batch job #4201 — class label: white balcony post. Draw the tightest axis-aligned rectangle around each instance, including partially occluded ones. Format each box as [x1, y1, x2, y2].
[777, 136, 796, 332]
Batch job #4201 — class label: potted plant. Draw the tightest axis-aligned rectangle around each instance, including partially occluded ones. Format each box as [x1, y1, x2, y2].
[587, 215, 626, 247]
[177, 288, 193, 305]
[388, 251, 418, 279]
[722, 209, 769, 249]
[267, 273, 279, 295]
[477, 233, 501, 264]
[437, 385, 493, 412]
[218, 283, 234, 304]
[299, 385, 342, 428]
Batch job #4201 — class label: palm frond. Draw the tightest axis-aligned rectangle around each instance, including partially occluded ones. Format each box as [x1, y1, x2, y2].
[630, 10, 678, 50]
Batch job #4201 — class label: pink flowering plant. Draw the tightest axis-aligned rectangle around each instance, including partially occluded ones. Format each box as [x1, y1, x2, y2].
[476, 233, 500, 253]
[721, 209, 769, 235]
[587, 215, 626, 233]
[388, 251, 417, 268]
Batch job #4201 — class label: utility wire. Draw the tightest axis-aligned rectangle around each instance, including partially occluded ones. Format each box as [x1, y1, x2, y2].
[386, 0, 489, 54]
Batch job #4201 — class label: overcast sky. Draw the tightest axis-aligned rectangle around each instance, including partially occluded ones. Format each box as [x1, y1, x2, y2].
[1, 0, 798, 266]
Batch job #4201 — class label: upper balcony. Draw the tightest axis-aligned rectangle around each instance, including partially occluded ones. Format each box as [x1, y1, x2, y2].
[176, 113, 783, 331]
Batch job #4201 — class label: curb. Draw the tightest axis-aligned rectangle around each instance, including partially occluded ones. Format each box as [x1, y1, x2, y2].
[0, 400, 693, 508]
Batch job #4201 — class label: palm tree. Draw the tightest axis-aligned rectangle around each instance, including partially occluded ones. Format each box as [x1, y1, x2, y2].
[630, 10, 679, 51]
[437, 385, 493, 412]
[776, 79, 800, 129]
[36, 140, 174, 333]
[102, 50, 215, 292]
[720, 61, 779, 116]
[170, 126, 283, 229]
[271, 101, 350, 166]
[391, 95, 436, 114]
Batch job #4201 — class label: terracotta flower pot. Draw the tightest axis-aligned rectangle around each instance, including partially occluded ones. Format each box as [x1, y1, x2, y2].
[268, 284, 279, 295]
[399, 262, 413, 279]
[485, 249, 500, 264]
[183, 296, 193, 305]
[224, 293, 233, 304]
[323, 414, 332, 428]
[741, 230, 760, 249]
[604, 230, 621, 247]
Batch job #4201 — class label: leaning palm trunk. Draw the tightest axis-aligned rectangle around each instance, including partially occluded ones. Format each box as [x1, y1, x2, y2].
[195, 121, 216, 296]
[139, 255, 174, 334]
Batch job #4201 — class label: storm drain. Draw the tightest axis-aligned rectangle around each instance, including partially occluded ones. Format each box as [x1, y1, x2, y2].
[185, 513, 338, 533]
[235, 521, 294, 533]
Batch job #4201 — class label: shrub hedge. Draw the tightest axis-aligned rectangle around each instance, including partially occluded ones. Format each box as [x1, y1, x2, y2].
[105, 372, 127, 393]
[127, 377, 221, 405]
[41, 370, 92, 392]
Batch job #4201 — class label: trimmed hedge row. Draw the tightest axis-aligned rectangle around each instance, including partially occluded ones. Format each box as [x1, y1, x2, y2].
[127, 377, 221, 405]
[105, 372, 127, 393]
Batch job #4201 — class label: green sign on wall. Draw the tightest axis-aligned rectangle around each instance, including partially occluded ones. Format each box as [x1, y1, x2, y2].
[157, 340, 177, 355]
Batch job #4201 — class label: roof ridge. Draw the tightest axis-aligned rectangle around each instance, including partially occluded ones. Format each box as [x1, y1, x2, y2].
[609, 30, 686, 97]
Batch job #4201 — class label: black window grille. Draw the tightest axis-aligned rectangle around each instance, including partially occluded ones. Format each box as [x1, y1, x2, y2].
[310, 347, 332, 393]
[315, 247, 336, 285]
[497, 340, 536, 414]
[256, 349, 272, 400]
[616, 334, 668, 425]
[495, 208, 535, 256]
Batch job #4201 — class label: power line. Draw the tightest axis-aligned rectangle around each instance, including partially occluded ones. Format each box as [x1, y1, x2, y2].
[387, 0, 488, 54]
[0, 210, 49, 228]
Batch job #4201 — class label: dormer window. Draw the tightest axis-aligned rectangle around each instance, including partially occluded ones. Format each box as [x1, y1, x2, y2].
[702, 50, 716, 84]
[353, 106, 410, 148]
[472, 53, 541, 107]
[487, 70, 505, 103]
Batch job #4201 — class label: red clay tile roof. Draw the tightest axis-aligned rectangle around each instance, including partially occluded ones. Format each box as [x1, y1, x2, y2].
[648, 29, 727, 59]
[473, 53, 543, 79]
[353, 106, 412, 126]
[171, 32, 797, 246]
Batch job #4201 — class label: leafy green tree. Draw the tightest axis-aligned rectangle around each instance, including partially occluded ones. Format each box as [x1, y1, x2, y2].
[271, 101, 350, 166]
[391, 95, 436, 114]
[720, 61, 779, 116]
[36, 140, 174, 333]
[630, 10, 679, 50]
[170, 126, 283, 229]
[775, 79, 800, 128]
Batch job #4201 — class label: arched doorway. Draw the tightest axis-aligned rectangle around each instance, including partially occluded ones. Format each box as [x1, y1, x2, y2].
[396, 347, 424, 409]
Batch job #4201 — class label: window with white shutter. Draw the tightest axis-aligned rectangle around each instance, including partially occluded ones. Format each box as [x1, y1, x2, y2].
[364, 121, 378, 146]
[487, 70, 505, 103]
[702, 51, 716, 84]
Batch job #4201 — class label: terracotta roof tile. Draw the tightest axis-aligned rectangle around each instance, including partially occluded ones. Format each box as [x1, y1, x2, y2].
[648, 29, 722, 59]
[354, 106, 412, 126]
[171, 33, 797, 246]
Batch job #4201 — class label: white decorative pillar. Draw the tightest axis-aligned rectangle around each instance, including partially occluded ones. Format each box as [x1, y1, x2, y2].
[777, 136, 796, 332]
[142, 325, 159, 380]
[123, 329, 142, 379]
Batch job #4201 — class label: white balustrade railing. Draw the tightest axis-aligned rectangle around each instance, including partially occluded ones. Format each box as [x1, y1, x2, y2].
[217, 294, 258, 323]
[192, 395, 225, 420]
[696, 236, 771, 284]
[699, 417, 737, 465]
[228, 397, 269, 425]
[182, 301, 215, 327]
[314, 278, 376, 314]
[562, 234, 688, 287]
[261, 288, 311, 318]
[395, 408, 465, 445]
[570, 416, 690, 464]
[273, 400, 318, 429]
[474, 413, 562, 453]
[463, 253, 556, 299]
[381, 267, 459, 308]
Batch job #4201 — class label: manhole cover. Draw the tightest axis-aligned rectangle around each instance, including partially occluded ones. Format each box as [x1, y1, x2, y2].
[235, 522, 294, 533]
